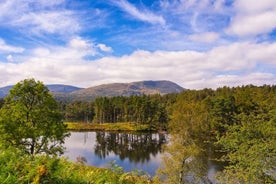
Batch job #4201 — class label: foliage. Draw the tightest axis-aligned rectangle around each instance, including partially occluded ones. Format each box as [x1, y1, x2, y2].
[0, 148, 158, 184]
[215, 111, 276, 183]
[60, 94, 172, 130]
[158, 90, 212, 184]
[0, 79, 69, 155]
[159, 85, 276, 183]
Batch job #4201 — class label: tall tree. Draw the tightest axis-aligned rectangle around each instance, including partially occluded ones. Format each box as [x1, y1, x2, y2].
[0, 79, 69, 155]
[159, 90, 211, 184]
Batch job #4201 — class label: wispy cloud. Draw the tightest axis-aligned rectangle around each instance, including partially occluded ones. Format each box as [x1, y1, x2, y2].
[0, 38, 24, 53]
[113, 0, 165, 25]
[96, 44, 113, 53]
[0, 0, 80, 36]
[189, 32, 220, 43]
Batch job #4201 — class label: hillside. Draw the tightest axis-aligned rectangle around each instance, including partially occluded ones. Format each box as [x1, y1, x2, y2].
[0, 84, 82, 98]
[74, 80, 183, 96]
[58, 80, 184, 101]
[0, 80, 184, 101]
[0, 85, 13, 98]
[47, 84, 83, 94]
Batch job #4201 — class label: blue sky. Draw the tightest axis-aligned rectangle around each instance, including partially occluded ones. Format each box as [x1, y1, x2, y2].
[0, 0, 276, 89]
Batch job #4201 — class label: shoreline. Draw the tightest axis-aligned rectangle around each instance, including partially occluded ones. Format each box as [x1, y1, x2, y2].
[65, 122, 161, 132]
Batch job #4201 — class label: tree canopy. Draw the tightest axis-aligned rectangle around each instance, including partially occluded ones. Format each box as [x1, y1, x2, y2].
[158, 85, 276, 183]
[0, 79, 69, 155]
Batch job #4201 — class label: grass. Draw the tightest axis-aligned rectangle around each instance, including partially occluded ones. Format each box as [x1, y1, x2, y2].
[65, 122, 155, 132]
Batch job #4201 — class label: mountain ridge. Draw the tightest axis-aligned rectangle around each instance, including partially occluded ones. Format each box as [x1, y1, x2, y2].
[0, 80, 184, 101]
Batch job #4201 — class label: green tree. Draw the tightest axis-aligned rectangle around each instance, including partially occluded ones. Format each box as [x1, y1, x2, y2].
[0, 79, 69, 155]
[159, 90, 211, 184]
[215, 111, 276, 183]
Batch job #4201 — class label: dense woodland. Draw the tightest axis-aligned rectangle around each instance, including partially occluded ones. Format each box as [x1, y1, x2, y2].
[0, 84, 275, 183]
[56, 94, 177, 130]
[160, 85, 276, 183]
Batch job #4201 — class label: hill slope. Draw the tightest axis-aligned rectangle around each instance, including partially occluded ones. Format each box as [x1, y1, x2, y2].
[0, 81, 184, 101]
[60, 80, 184, 101]
[0, 84, 83, 98]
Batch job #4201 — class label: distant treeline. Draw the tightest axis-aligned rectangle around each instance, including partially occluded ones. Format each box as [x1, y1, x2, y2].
[56, 94, 177, 129]
[1, 85, 276, 132]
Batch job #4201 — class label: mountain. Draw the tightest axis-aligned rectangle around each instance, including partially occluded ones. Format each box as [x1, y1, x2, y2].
[0, 80, 184, 101]
[46, 84, 83, 94]
[0, 84, 83, 98]
[0, 86, 13, 98]
[61, 80, 184, 101]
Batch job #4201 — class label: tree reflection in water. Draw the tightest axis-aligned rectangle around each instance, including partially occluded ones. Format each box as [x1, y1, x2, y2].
[94, 132, 167, 163]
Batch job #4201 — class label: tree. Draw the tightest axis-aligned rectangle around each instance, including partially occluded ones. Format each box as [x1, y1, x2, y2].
[158, 90, 211, 184]
[215, 110, 276, 183]
[0, 79, 69, 155]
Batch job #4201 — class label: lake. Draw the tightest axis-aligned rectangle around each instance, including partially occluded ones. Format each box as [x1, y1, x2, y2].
[64, 131, 224, 181]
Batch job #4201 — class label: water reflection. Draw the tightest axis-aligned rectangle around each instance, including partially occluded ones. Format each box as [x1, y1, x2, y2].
[94, 132, 167, 163]
[64, 131, 224, 179]
[64, 131, 167, 176]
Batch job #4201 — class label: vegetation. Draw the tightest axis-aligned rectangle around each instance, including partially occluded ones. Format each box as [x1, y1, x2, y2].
[158, 85, 276, 184]
[0, 79, 69, 155]
[0, 148, 159, 184]
[0, 79, 275, 183]
[59, 94, 175, 131]
[66, 122, 152, 132]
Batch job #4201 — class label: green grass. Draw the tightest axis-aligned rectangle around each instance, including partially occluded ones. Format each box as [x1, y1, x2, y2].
[65, 122, 154, 132]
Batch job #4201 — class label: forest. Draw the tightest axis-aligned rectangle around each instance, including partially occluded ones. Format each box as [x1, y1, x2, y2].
[0, 84, 275, 183]
[56, 84, 276, 183]
[57, 94, 177, 130]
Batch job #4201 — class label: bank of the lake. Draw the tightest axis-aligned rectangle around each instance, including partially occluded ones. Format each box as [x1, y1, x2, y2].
[0, 148, 160, 183]
[65, 122, 157, 132]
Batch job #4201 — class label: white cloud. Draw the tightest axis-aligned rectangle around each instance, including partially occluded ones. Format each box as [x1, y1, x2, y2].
[6, 55, 13, 62]
[114, 0, 165, 25]
[68, 37, 112, 56]
[13, 11, 80, 35]
[189, 32, 220, 43]
[234, 0, 276, 13]
[227, 11, 276, 37]
[0, 0, 80, 36]
[226, 0, 276, 36]
[1, 40, 276, 89]
[96, 44, 113, 53]
[69, 37, 92, 50]
[0, 39, 24, 53]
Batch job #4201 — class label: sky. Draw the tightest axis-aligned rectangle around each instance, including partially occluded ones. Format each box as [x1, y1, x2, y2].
[0, 0, 276, 89]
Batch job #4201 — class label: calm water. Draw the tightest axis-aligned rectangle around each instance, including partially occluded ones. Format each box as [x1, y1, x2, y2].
[64, 131, 167, 176]
[64, 131, 224, 181]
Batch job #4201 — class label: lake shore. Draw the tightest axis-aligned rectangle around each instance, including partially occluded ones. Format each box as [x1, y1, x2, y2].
[65, 122, 157, 132]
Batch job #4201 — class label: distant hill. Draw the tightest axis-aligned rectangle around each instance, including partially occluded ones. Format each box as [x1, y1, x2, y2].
[0, 80, 184, 101]
[0, 86, 13, 98]
[0, 84, 83, 98]
[58, 80, 184, 101]
[47, 84, 83, 94]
